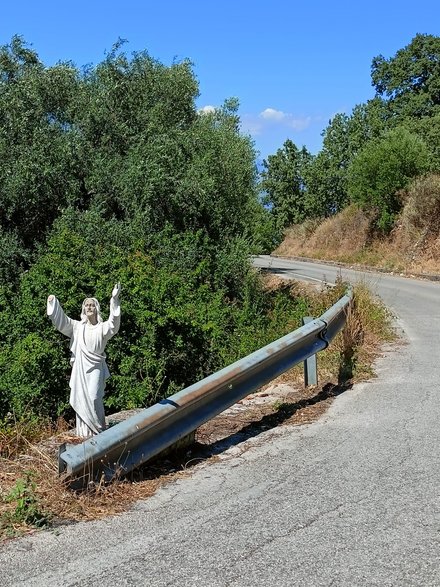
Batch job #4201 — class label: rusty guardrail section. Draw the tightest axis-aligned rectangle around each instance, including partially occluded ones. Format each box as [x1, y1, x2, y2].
[59, 289, 353, 484]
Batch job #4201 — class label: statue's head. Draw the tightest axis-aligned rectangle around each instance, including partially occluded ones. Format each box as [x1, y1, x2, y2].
[81, 297, 103, 324]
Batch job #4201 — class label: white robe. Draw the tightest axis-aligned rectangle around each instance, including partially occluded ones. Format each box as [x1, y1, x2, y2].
[47, 296, 120, 437]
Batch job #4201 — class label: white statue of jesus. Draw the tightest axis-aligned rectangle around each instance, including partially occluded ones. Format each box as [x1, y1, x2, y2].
[47, 284, 121, 438]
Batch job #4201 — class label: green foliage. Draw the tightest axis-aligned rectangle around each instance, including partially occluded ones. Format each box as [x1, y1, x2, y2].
[244, 197, 279, 253]
[402, 113, 440, 167]
[303, 148, 349, 218]
[371, 33, 440, 120]
[0, 36, 82, 249]
[0, 36, 285, 421]
[304, 102, 389, 219]
[0, 202, 316, 419]
[1, 472, 50, 535]
[2, 35, 390, 425]
[262, 35, 440, 226]
[347, 127, 432, 231]
[0, 333, 69, 419]
[303, 114, 354, 219]
[369, 34, 440, 173]
[0, 229, 29, 286]
[0, 36, 267, 255]
[260, 139, 313, 229]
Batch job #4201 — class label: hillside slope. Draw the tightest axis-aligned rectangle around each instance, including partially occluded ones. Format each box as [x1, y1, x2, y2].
[274, 175, 440, 277]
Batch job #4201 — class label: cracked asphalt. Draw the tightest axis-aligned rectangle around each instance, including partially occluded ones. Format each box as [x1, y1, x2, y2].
[1, 257, 440, 586]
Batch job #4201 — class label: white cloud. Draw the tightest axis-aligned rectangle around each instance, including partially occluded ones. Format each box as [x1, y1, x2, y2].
[259, 108, 311, 131]
[240, 108, 313, 144]
[198, 105, 311, 135]
[260, 107, 286, 122]
[198, 104, 216, 114]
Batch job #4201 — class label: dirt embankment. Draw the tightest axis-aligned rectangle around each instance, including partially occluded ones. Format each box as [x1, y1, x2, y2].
[274, 175, 440, 278]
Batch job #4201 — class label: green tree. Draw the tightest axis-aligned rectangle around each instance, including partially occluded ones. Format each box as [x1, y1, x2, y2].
[347, 127, 432, 231]
[262, 35, 440, 227]
[303, 114, 351, 217]
[0, 36, 83, 251]
[371, 34, 440, 170]
[260, 139, 312, 230]
[401, 112, 440, 168]
[371, 33, 440, 120]
[304, 100, 389, 218]
[0, 37, 265, 259]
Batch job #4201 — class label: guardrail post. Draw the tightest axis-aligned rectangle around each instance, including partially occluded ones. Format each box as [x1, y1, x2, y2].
[302, 317, 318, 386]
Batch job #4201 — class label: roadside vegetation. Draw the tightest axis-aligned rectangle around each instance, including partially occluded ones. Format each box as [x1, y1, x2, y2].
[2, 33, 436, 424]
[0, 277, 394, 540]
[4, 31, 436, 539]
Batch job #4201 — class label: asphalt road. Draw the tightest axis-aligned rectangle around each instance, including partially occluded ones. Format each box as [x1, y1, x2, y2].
[2, 257, 440, 586]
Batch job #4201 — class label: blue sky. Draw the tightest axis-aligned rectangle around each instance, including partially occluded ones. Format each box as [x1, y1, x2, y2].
[2, 1, 440, 160]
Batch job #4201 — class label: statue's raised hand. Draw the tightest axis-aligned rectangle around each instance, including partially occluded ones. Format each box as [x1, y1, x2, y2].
[112, 283, 121, 299]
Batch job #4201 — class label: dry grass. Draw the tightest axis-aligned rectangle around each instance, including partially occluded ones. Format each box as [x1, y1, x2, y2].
[260, 277, 395, 386]
[332, 280, 395, 379]
[274, 179, 440, 276]
[401, 174, 440, 236]
[0, 426, 192, 540]
[275, 205, 374, 262]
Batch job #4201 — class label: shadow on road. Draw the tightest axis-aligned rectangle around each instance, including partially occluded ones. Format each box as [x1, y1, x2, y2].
[199, 381, 352, 457]
[257, 266, 299, 275]
[131, 381, 352, 482]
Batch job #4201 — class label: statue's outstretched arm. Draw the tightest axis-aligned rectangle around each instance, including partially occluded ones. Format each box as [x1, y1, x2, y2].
[112, 283, 121, 300]
[47, 295, 75, 337]
[104, 283, 121, 339]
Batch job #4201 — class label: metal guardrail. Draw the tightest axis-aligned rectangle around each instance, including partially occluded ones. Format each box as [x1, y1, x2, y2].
[59, 288, 353, 484]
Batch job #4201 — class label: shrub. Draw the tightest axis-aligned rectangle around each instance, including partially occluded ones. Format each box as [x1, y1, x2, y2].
[347, 127, 432, 231]
[1, 473, 50, 535]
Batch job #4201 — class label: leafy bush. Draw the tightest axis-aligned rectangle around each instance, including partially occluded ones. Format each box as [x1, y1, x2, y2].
[0, 37, 277, 421]
[1, 472, 50, 534]
[0, 207, 316, 420]
[347, 127, 432, 231]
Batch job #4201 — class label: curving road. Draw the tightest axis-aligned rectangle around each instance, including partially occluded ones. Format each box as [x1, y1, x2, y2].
[2, 256, 440, 586]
